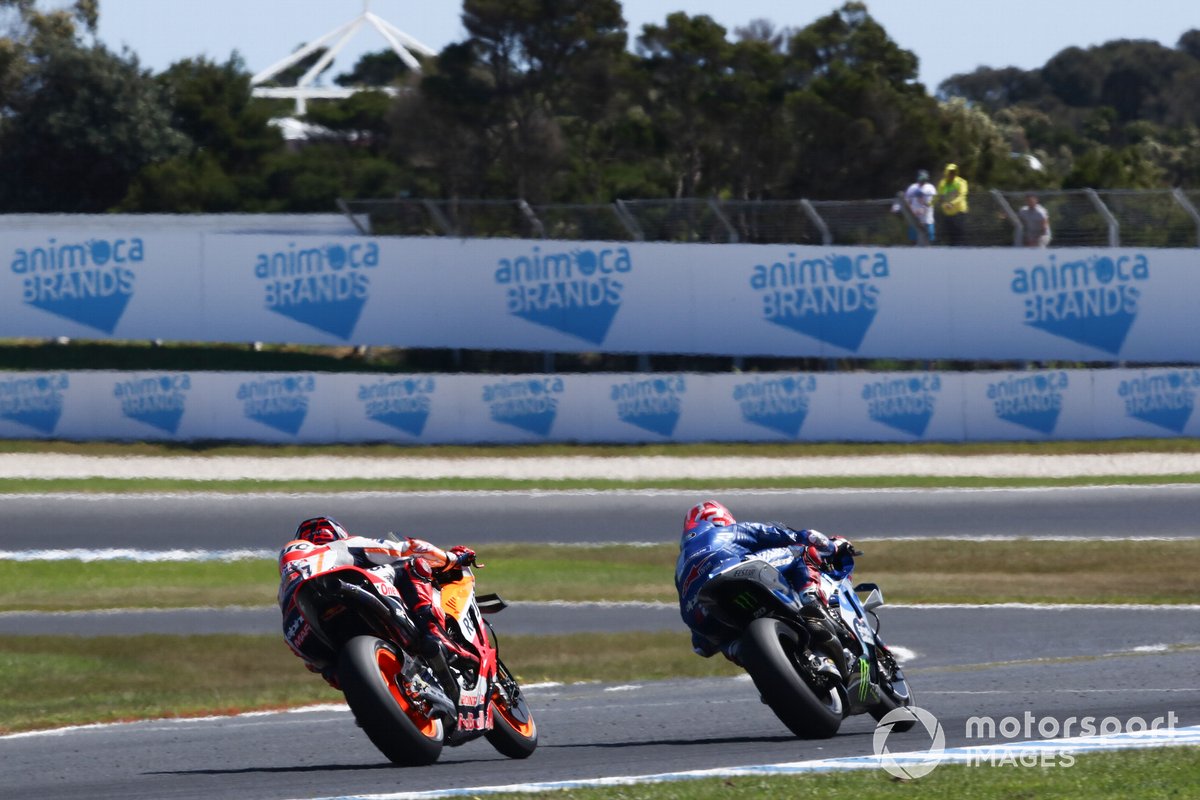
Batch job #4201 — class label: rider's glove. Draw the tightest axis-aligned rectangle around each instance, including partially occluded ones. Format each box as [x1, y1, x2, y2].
[448, 545, 477, 569]
[806, 529, 834, 557]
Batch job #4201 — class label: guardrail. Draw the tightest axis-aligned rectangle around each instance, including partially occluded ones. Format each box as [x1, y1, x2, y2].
[338, 189, 1200, 247]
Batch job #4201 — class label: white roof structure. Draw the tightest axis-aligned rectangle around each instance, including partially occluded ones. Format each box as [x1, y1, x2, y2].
[250, 1, 436, 114]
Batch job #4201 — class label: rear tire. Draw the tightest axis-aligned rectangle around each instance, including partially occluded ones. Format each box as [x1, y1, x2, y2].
[485, 658, 538, 758]
[337, 635, 445, 766]
[739, 617, 844, 739]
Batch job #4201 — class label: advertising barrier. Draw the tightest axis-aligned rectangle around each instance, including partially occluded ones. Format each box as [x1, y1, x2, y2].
[2, 369, 1195, 444]
[2, 227, 1199, 362]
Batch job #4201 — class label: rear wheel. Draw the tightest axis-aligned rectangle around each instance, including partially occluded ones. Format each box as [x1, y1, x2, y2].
[485, 658, 538, 758]
[337, 635, 445, 766]
[739, 617, 844, 739]
[868, 643, 916, 731]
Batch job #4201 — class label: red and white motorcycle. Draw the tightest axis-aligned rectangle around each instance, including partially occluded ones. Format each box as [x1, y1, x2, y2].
[289, 555, 537, 765]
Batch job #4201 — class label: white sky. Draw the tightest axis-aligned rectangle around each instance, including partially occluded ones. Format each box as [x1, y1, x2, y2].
[86, 0, 1199, 90]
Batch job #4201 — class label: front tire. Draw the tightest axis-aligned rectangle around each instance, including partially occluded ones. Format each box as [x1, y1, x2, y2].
[868, 643, 916, 732]
[739, 617, 844, 739]
[337, 635, 445, 766]
[485, 658, 538, 758]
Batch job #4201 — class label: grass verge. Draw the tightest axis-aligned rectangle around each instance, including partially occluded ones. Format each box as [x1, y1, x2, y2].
[4, 474, 1200, 494]
[3, 541, 1198, 611]
[0, 631, 730, 733]
[450, 749, 1200, 800]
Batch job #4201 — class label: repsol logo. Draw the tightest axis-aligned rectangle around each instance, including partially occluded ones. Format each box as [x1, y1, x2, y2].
[237, 375, 316, 435]
[1118, 370, 1198, 433]
[496, 246, 630, 345]
[733, 375, 817, 437]
[610, 376, 685, 437]
[359, 377, 435, 437]
[482, 377, 564, 437]
[10, 237, 141, 333]
[987, 372, 1068, 435]
[114, 375, 191, 434]
[753, 252, 888, 351]
[862, 374, 940, 437]
[0, 373, 69, 434]
[1013, 254, 1148, 354]
[255, 241, 379, 339]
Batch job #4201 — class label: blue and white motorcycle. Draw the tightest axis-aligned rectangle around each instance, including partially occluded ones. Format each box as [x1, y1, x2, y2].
[695, 547, 915, 738]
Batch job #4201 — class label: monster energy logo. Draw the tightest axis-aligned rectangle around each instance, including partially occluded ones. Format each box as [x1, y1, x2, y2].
[732, 591, 758, 611]
[858, 657, 872, 702]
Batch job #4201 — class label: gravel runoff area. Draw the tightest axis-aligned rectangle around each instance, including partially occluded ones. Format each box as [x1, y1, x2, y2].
[2, 452, 1200, 480]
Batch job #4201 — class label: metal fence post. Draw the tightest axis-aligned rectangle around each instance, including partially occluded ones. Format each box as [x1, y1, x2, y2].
[1085, 189, 1119, 247]
[1171, 188, 1200, 248]
[613, 200, 645, 242]
[335, 198, 371, 235]
[517, 199, 545, 239]
[799, 199, 832, 245]
[422, 200, 456, 237]
[708, 199, 739, 243]
[895, 191, 929, 246]
[990, 189, 1022, 247]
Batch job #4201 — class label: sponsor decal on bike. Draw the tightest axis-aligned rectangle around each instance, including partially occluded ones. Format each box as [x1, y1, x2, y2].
[1012, 253, 1148, 354]
[753, 252, 889, 351]
[1118, 370, 1198, 433]
[113, 375, 191, 434]
[733, 375, 817, 437]
[482, 377, 564, 436]
[255, 241, 379, 339]
[610, 376, 684, 437]
[987, 371, 1067, 435]
[10, 236, 141, 333]
[0, 373, 69, 433]
[358, 377, 434, 436]
[237, 374, 316, 435]
[862, 374, 941, 437]
[495, 246, 630, 345]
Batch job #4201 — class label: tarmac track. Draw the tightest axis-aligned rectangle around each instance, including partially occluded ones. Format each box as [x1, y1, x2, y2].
[1, 486, 1198, 799]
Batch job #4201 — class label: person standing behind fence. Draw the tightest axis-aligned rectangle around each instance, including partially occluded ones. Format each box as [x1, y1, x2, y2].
[904, 169, 937, 245]
[937, 163, 969, 245]
[1018, 193, 1051, 247]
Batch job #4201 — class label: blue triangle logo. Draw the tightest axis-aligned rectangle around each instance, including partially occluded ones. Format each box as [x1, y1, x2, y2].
[1026, 311, 1136, 355]
[514, 302, 620, 346]
[1130, 405, 1193, 433]
[1, 405, 62, 434]
[745, 408, 809, 437]
[28, 291, 132, 335]
[875, 410, 933, 437]
[493, 409, 556, 436]
[126, 407, 185, 434]
[248, 408, 308, 435]
[269, 297, 366, 340]
[369, 410, 430, 437]
[620, 410, 681, 438]
[998, 408, 1060, 435]
[767, 305, 876, 352]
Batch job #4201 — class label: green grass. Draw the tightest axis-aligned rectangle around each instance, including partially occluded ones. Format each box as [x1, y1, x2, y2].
[462, 748, 1200, 800]
[0, 631, 731, 733]
[3, 540, 1199, 611]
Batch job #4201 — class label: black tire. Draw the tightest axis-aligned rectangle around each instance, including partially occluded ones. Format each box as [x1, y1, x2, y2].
[337, 635, 445, 766]
[868, 643, 916, 732]
[739, 617, 844, 739]
[485, 659, 538, 759]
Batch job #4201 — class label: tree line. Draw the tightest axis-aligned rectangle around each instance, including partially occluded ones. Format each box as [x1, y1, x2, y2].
[2, 0, 1199, 214]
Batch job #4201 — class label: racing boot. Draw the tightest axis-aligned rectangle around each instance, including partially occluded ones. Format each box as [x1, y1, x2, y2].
[418, 615, 480, 672]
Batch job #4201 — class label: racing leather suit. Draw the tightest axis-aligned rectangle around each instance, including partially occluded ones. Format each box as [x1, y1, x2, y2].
[278, 534, 470, 684]
[675, 520, 837, 658]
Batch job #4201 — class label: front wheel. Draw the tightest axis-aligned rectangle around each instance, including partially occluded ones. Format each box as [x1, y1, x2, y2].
[485, 658, 538, 758]
[739, 617, 844, 739]
[868, 643, 916, 732]
[337, 635, 445, 766]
